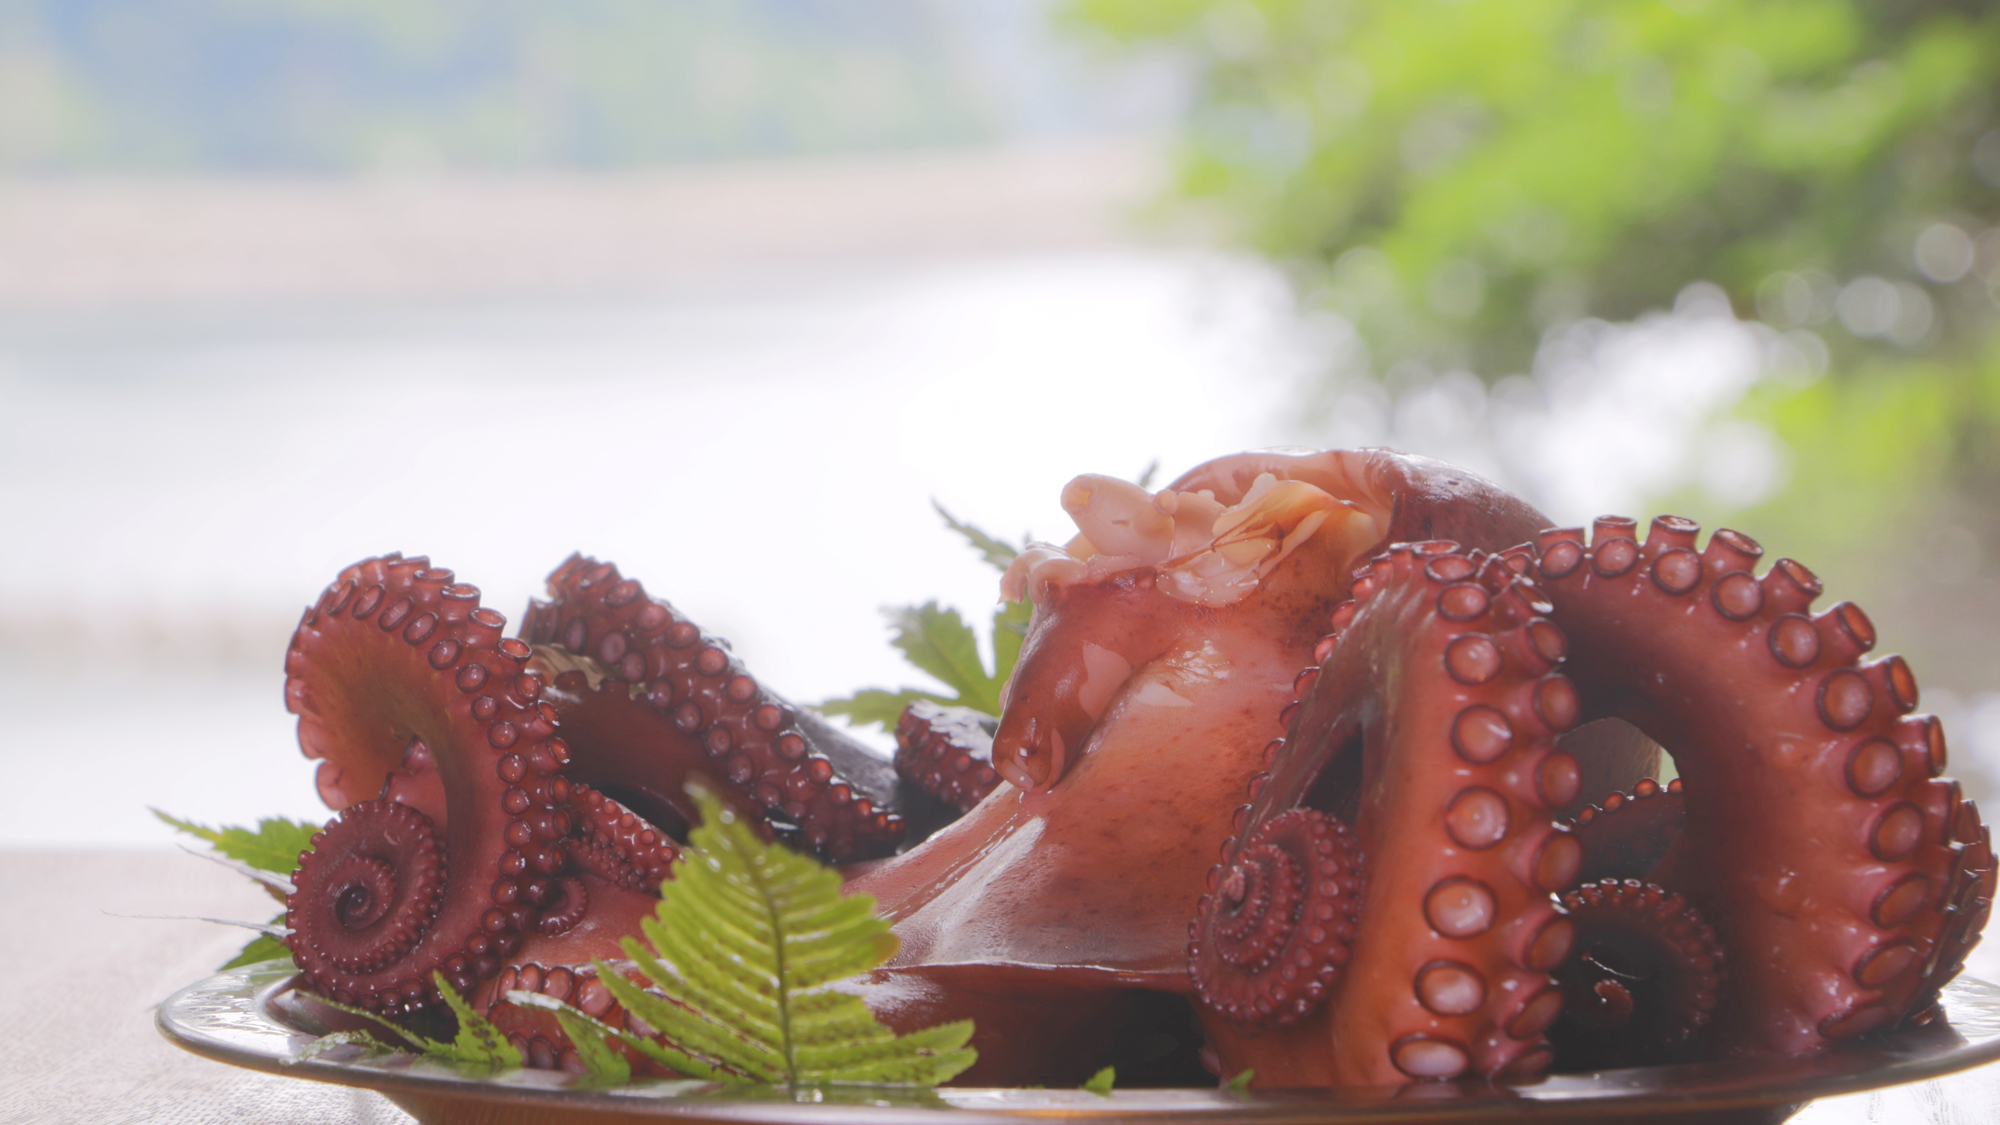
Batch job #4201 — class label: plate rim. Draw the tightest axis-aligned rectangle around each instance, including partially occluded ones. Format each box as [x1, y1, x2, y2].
[156, 959, 2000, 1122]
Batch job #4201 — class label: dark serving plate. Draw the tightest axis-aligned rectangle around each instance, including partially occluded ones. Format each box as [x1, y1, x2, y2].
[159, 960, 2000, 1125]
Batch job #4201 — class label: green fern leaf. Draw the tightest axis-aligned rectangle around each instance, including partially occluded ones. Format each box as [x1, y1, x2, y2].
[305, 974, 522, 1071]
[285, 1029, 397, 1066]
[219, 924, 290, 970]
[157, 809, 320, 970]
[152, 808, 321, 873]
[593, 786, 976, 1088]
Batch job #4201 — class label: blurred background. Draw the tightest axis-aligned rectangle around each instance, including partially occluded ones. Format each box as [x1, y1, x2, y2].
[3, 0, 1998, 844]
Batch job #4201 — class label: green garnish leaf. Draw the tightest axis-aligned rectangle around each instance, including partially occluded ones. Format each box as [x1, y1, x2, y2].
[594, 786, 977, 1088]
[220, 924, 291, 970]
[153, 808, 320, 874]
[932, 501, 1020, 573]
[1226, 1068, 1256, 1092]
[507, 992, 633, 1083]
[885, 601, 1006, 717]
[822, 504, 1033, 730]
[158, 809, 320, 971]
[1083, 1065, 1116, 1095]
[818, 688, 948, 730]
[822, 601, 1019, 725]
[433, 971, 522, 1068]
[285, 1028, 397, 1066]
[306, 974, 522, 1071]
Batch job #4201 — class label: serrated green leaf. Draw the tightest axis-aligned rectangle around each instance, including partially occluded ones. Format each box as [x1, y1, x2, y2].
[818, 688, 948, 730]
[433, 971, 520, 1068]
[990, 597, 1029, 685]
[884, 602, 1001, 715]
[506, 991, 632, 1083]
[306, 977, 522, 1072]
[153, 808, 321, 874]
[933, 500, 1021, 572]
[1084, 1065, 1116, 1095]
[820, 505, 1031, 731]
[286, 1028, 397, 1066]
[220, 924, 294, 971]
[614, 786, 977, 1088]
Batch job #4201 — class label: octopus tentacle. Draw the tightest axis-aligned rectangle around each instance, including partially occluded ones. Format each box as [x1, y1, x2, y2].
[567, 783, 680, 893]
[991, 450, 1551, 793]
[1188, 807, 1362, 1027]
[893, 701, 1000, 814]
[284, 554, 570, 1011]
[1566, 778, 1685, 885]
[1204, 542, 1581, 1085]
[288, 800, 444, 981]
[1549, 878, 1724, 1068]
[1531, 515, 1994, 1050]
[522, 554, 903, 860]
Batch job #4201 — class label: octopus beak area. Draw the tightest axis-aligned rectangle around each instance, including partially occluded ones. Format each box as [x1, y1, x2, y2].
[989, 571, 1183, 793]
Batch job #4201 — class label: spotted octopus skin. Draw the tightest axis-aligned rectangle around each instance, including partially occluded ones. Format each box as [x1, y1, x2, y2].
[283, 553, 572, 1011]
[521, 553, 904, 861]
[1525, 516, 1996, 1052]
[1198, 543, 1582, 1086]
[894, 701, 1001, 814]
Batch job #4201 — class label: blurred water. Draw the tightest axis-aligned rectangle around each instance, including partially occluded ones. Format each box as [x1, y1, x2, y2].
[6, 249, 1996, 844]
[0, 249, 1303, 844]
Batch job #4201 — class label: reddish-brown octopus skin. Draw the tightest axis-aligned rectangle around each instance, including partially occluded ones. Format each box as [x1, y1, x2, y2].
[1197, 543, 1582, 1086]
[1523, 518, 1996, 1052]
[283, 553, 573, 1011]
[844, 449, 1563, 1085]
[521, 553, 905, 861]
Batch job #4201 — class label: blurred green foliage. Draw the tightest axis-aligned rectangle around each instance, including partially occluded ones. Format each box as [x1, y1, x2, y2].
[1068, 0, 2000, 690]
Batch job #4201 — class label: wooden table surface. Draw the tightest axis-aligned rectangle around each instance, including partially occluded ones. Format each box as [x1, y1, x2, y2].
[7, 850, 1998, 1124]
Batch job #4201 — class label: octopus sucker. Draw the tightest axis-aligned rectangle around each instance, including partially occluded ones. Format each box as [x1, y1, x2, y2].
[284, 553, 567, 1011]
[1565, 778, 1686, 885]
[521, 553, 904, 861]
[893, 701, 1001, 814]
[1548, 877, 1724, 1068]
[1526, 516, 1996, 1053]
[272, 449, 1993, 1086]
[1200, 542, 1580, 1085]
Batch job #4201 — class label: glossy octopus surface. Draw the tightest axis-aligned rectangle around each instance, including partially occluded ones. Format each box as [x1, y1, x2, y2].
[275, 447, 1993, 1089]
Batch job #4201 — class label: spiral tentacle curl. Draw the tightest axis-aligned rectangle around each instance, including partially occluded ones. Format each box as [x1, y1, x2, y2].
[1202, 542, 1582, 1085]
[288, 800, 445, 986]
[1549, 878, 1724, 1068]
[523, 554, 904, 861]
[284, 553, 571, 1011]
[1189, 808, 1361, 1027]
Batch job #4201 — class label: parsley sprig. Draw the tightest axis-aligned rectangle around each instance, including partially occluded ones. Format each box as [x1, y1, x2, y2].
[819, 503, 1029, 727]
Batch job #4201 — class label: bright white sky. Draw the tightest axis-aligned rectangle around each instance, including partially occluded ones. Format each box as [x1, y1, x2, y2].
[0, 249, 1307, 843]
[5, 247, 1992, 845]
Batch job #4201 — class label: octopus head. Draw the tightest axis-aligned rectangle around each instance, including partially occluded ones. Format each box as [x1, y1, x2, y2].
[990, 465, 1381, 792]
